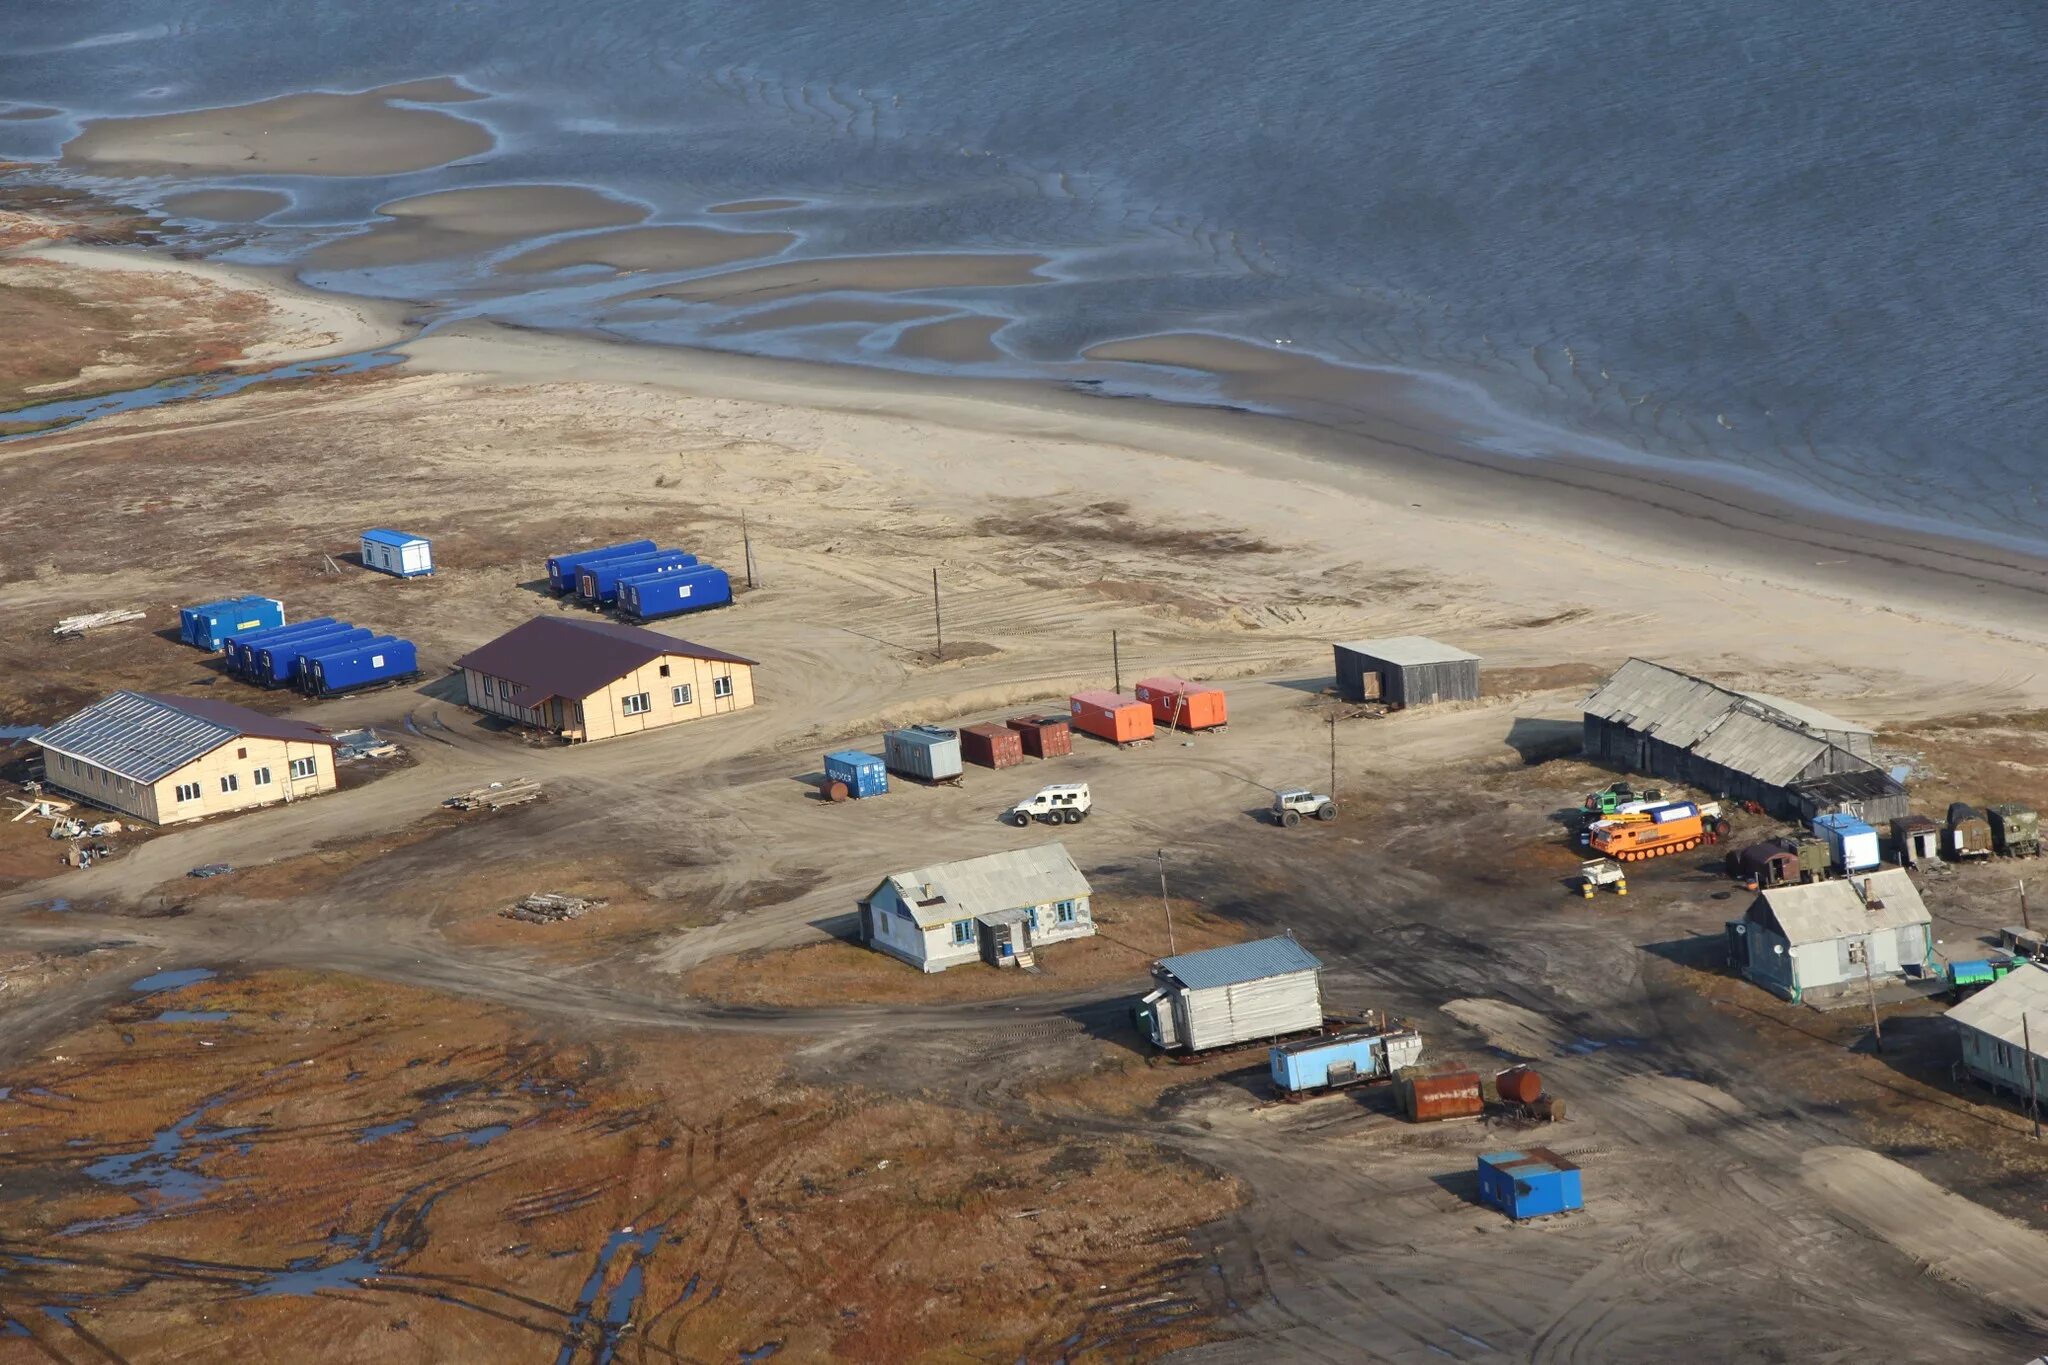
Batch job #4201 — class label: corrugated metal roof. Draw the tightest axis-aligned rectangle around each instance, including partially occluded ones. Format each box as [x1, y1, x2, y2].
[1334, 636, 1480, 667]
[1752, 868, 1930, 945]
[362, 528, 427, 547]
[1947, 962, 2048, 1050]
[453, 616, 757, 707]
[1156, 935, 1323, 990]
[1789, 768, 1908, 803]
[1582, 659, 1872, 786]
[880, 843, 1091, 929]
[33, 691, 335, 783]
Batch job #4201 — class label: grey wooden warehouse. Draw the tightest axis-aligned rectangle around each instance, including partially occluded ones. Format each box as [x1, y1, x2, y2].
[1333, 637, 1480, 707]
[1581, 658, 1887, 816]
[1789, 768, 1911, 827]
[1138, 935, 1324, 1053]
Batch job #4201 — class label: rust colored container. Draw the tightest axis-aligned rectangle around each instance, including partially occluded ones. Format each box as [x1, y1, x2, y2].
[1401, 1070, 1484, 1123]
[1495, 1066, 1543, 1106]
[1069, 690, 1156, 745]
[1134, 676, 1228, 731]
[960, 723, 1024, 769]
[1007, 715, 1072, 758]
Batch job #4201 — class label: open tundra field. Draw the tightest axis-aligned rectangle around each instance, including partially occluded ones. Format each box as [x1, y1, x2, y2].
[7, 228, 2048, 1361]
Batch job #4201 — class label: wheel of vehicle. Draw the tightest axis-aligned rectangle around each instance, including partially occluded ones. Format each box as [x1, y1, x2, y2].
[1284, 809, 1302, 828]
[1317, 802, 1338, 822]
[1062, 808, 1082, 824]
[1014, 810, 1033, 827]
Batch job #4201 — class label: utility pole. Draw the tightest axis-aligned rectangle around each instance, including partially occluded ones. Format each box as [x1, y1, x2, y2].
[932, 568, 943, 662]
[1864, 947, 1883, 1054]
[2023, 878, 2032, 932]
[1328, 712, 1338, 799]
[1157, 848, 1177, 956]
[1112, 631, 1122, 693]
[741, 511, 757, 590]
[2027, 1013, 2042, 1142]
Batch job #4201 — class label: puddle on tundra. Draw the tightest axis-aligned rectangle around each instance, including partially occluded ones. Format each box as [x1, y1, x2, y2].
[64, 1092, 256, 1232]
[436, 1123, 512, 1147]
[356, 1119, 417, 1144]
[555, 1222, 667, 1365]
[0, 349, 404, 442]
[153, 1010, 232, 1023]
[129, 967, 216, 993]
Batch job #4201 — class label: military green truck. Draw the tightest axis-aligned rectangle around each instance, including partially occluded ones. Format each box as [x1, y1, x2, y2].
[1988, 803, 2040, 858]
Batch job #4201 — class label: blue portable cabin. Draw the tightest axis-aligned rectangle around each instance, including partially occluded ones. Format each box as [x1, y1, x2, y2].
[257, 625, 370, 686]
[1812, 812, 1881, 874]
[545, 539, 657, 594]
[299, 635, 419, 697]
[576, 549, 698, 604]
[360, 528, 434, 578]
[1269, 1027, 1423, 1096]
[619, 565, 733, 620]
[178, 595, 284, 651]
[824, 750, 888, 800]
[1476, 1149, 1583, 1221]
[226, 618, 339, 677]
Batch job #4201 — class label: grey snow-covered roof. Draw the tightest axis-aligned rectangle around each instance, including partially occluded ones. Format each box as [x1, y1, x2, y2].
[1155, 935, 1323, 990]
[1750, 868, 1930, 945]
[1334, 636, 1479, 667]
[879, 844, 1090, 929]
[33, 691, 334, 783]
[1947, 962, 2048, 1050]
[1582, 659, 1872, 786]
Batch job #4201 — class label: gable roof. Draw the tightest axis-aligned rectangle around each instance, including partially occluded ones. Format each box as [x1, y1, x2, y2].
[453, 616, 757, 708]
[1947, 962, 2048, 1051]
[1335, 636, 1479, 667]
[1581, 658, 1874, 786]
[33, 691, 335, 783]
[875, 844, 1089, 929]
[1155, 935, 1323, 990]
[1749, 868, 1930, 945]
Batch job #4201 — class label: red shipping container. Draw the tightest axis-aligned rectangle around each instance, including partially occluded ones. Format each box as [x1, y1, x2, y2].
[1006, 715, 1072, 758]
[1069, 690, 1155, 745]
[1134, 676, 1228, 731]
[960, 723, 1024, 769]
[1401, 1070, 1485, 1123]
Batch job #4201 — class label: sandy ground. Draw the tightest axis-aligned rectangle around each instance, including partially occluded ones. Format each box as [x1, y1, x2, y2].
[308, 185, 652, 270]
[7, 239, 2048, 1359]
[61, 79, 492, 178]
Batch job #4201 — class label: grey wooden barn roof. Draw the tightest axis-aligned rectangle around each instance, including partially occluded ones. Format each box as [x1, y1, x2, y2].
[1581, 659, 1871, 786]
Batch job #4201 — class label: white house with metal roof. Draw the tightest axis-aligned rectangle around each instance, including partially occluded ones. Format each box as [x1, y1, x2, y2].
[1948, 963, 2048, 1101]
[31, 691, 338, 826]
[1139, 935, 1325, 1052]
[1726, 868, 1934, 1004]
[1582, 658, 1893, 815]
[859, 843, 1093, 972]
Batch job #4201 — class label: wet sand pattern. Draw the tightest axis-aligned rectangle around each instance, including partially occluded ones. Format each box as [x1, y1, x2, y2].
[1085, 332, 1418, 414]
[162, 188, 291, 223]
[892, 314, 1007, 364]
[708, 299, 947, 335]
[705, 198, 806, 215]
[500, 224, 795, 275]
[639, 252, 1050, 306]
[311, 185, 649, 269]
[63, 78, 492, 177]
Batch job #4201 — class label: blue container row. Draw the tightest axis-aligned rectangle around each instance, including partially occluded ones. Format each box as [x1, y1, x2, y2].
[619, 565, 732, 619]
[179, 595, 284, 651]
[579, 549, 698, 604]
[543, 536, 733, 620]
[219, 618, 417, 695]
[825, 750, 888, 799]
[545, 539, 656, 594]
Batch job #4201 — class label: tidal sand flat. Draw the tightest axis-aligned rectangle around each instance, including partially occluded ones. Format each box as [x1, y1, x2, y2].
[1084, 332, 1418, 414]
[0, 104, 61, 121]
[639, 251, 1051, 306]
[708, 298, 948, 335]
[161, 187, 291, 223]
[706, 198, 807, 215]
[499, 223, 795, 275]
[62, 78, 491, 177]
[891, 313, 1007, 364]
[308, 184, 649, 269]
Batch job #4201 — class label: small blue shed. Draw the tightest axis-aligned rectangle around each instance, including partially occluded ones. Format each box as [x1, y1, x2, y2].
[824, 750, 888, 799]
[299, 635, 419, 696]
[620, 565, 732, 620]
[178, 596, 285, 651]
[360, 529, 433, 578]
[1476, 1148, 1583, 1221]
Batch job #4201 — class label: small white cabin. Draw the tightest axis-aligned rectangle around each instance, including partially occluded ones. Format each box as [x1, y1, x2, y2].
[860, 844, 1093, 972]
[360, 528, 433, 578]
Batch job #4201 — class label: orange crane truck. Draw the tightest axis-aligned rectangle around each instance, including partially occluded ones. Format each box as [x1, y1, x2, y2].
[1588, 801, 1706, 862]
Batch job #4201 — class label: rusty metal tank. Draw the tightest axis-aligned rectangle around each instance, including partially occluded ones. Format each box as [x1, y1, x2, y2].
[1495, 1066, 1543, 1106]
[1946, 802, 1994, 859]
[1401, 1070, 1484, 1123]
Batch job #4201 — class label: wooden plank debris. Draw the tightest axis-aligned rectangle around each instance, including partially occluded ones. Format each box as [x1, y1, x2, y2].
[52, 609, 145, 637]
[443, 778, 544, 812]
[502, 893, 606, 923]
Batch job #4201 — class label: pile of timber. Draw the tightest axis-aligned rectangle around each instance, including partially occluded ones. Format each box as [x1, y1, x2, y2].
[52, 609, 145, 637]
[502, 893, 606, 924]
[443, 778, 543, 812]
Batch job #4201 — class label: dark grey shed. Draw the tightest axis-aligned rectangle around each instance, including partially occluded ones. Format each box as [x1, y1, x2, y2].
[1333, 637, 1481, 707]
[1789, 768, 1911, 827]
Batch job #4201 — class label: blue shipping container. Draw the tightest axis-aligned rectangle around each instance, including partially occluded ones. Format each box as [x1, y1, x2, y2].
[619, 565, 733, 619]
[577, 549, 697, 603]
[1813, 813, 1881, 873]
[546, 539, 656, 593]
[1269, 1028, 1421, 1095]
[824, 750, 888, 799]
[228, 618, 339, 676]
[300, 636, 419, 696]
[1477, 1149, 1583, 1221]
[258, 625, 370, 686]
[178, 596, 285, 651]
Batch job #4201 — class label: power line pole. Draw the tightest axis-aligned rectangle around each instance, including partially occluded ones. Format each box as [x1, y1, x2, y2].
[1864, 946, 1883, 1054]
[1112, 630, 1122, 693]
[1157, 848, 1177, 956]
[741, 511, 757, 590]
[1328, 712, 1337, 799]
[2022, 878, 2031, 932]
[932, 568, 943, 662]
